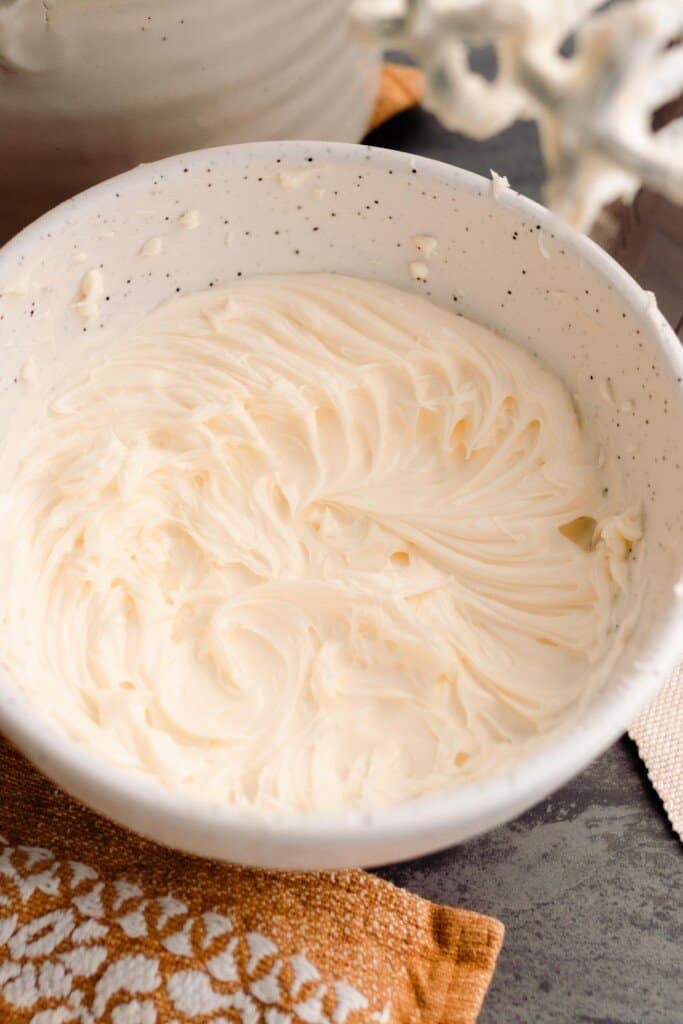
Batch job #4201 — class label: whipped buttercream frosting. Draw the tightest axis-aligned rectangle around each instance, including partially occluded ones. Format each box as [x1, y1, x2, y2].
[0, 274, 641, 813]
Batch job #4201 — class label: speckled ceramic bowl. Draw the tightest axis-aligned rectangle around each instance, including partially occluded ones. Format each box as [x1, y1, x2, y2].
[0, 142, 681, 870]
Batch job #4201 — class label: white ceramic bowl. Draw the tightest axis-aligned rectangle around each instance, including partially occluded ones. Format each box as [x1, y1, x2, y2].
[0, 142, 682, 870]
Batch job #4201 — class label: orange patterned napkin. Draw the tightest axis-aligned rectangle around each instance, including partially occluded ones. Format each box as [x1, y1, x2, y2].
[0, 737, 503, 1024]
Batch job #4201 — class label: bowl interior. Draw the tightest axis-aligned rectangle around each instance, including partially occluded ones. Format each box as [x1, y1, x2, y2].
[0, 141, 681, 869]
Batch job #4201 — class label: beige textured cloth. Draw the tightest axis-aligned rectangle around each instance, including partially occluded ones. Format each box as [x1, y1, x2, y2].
[0, 737, 503, 1024]
[629, 664, 683, 840]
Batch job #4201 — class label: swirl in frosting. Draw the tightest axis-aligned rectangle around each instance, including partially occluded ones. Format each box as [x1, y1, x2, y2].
[0, 274, 640, 812]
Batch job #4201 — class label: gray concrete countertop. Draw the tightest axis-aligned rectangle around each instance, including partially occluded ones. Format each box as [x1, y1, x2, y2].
[366, 106, 683, 1024]
[379, 740, 682, 1024]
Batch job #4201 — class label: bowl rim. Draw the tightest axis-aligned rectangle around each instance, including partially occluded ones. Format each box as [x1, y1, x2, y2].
[1, 139, 682, 854]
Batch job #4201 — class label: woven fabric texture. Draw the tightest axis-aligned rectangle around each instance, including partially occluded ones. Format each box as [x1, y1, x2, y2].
[0, 737, 503, 1024]
[630, 664, 683, 840]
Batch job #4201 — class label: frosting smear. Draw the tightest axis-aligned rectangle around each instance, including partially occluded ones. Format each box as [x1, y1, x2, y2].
[0, 274, 640, 812]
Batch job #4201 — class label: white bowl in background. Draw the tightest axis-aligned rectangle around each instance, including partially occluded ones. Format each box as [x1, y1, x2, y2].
[0, 0, 379, 240]
[0, 142, 681, 870]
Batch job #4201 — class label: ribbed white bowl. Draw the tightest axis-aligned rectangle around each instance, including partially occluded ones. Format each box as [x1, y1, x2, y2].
[0, 0, 379, 238]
